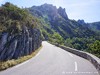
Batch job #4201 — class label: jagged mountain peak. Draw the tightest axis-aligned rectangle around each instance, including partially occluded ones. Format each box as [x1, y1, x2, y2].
[77, 19, 86, 25]
[58, 7, 68, 20]
[29, 3, 68, 21]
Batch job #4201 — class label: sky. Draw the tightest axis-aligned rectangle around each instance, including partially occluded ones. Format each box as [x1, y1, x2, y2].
[0, 0, 100, 23]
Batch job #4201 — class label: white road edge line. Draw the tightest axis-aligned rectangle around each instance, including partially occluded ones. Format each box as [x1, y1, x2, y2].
[15, 60, 30, 68]
[15, 52, 40, 68]
[36, 52, 40, 57]
[75, 61, 78, 71]
[68, 53, 73, 57]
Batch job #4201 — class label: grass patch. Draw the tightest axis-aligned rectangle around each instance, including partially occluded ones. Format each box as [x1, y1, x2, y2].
[0, 46, 42, 71]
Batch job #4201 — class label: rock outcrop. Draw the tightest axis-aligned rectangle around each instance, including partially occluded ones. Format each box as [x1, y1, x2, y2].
[28, 4, 69, 21]
[0, 26, 42, 61]
[77, 19, 86, 25]
[58, 7, 68, 20]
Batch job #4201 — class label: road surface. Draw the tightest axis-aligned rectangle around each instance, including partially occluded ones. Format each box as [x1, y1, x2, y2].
[0, 41, 99, 75]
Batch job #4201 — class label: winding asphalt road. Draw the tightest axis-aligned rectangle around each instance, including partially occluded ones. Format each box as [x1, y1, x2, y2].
[0, 41, 99, 75]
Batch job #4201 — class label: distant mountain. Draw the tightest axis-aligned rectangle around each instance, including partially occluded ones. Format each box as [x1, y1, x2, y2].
[77, 19, 100, 31]
[27, 3, 98, 39]
[88, 22, 100, 31]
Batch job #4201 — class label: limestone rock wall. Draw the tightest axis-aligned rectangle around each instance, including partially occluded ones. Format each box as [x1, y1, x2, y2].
[0, 26, 42, 61]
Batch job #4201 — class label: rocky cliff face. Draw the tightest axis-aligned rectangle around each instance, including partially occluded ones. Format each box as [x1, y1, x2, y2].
[0, 26, 41, 61]
[0, 2, 42, 61]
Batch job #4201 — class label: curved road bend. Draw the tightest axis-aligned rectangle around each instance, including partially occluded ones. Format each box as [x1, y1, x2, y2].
[0, 41, 99, 75]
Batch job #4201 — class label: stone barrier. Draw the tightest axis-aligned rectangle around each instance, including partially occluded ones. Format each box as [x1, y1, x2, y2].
[55, 44, 100, 74]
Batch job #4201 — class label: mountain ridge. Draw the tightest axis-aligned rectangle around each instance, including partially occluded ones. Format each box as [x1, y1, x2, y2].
[27, 3, 99, 39]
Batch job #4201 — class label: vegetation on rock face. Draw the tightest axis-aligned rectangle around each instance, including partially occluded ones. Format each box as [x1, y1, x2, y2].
[0, 2, 40, 33]
[28, 4, 100, 58]
[49, 32, 64, 45]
